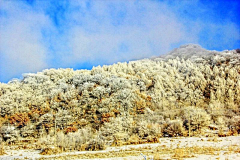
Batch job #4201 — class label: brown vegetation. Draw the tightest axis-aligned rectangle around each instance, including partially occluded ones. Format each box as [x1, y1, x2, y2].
[9, 113, 30, 128]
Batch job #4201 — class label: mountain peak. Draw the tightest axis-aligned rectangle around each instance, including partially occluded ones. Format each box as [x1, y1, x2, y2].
[165, 44, 211, 59]
[179, 44, 203, 49]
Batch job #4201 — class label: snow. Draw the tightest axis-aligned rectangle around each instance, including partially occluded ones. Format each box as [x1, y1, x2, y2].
[1, 136, 240, 160]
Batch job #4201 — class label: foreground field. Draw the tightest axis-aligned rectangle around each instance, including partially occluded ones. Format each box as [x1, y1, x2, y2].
[1, 136, 240, 160]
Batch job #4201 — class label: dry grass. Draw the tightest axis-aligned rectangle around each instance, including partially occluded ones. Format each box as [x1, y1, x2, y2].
[35, 142, 240, 160]
[2, 135, 240, 159]
[40, 146, 62, 155]
[207, 136, 220, 142]
[226, 145, 240, 154]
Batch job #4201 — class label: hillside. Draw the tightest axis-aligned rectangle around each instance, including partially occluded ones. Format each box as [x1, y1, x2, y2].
[0, 44, 240, 153]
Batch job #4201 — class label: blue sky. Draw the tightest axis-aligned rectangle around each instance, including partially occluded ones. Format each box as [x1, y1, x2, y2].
[0, 0, 239, 83]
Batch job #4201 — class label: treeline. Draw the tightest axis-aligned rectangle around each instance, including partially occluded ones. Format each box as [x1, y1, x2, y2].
[0, 44, 239, 152]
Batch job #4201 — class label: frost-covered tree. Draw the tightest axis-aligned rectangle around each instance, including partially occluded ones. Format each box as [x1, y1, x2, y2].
[0, 44, 239, 149]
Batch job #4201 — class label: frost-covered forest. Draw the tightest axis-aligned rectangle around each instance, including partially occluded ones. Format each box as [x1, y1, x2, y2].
[0, 44, 240, 152]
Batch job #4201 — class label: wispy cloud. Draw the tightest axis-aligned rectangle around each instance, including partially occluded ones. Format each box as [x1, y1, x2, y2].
[42, 0, 187, 66]
[0, 0, 50, 81]
[0, 0, 239, 82]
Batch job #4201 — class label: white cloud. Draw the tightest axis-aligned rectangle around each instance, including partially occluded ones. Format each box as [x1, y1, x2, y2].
[62, 0, 187, 65]
[0, 0, 239, 82]
[0, 1, 50, 81]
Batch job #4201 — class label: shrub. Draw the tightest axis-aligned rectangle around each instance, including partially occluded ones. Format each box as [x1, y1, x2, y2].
[229, 116, 240, 134]
[162, 119, 184, 137]
[55, 127, 95, 151]
[128, 135, 140, 144]
[132, 120, 148, 138]
[98, 116, 132, 145]
[84, 138, 106, 151]
[181, 106, 211, 132]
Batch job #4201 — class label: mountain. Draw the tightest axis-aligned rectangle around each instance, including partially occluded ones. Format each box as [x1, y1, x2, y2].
[0, 44, 239, 151]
